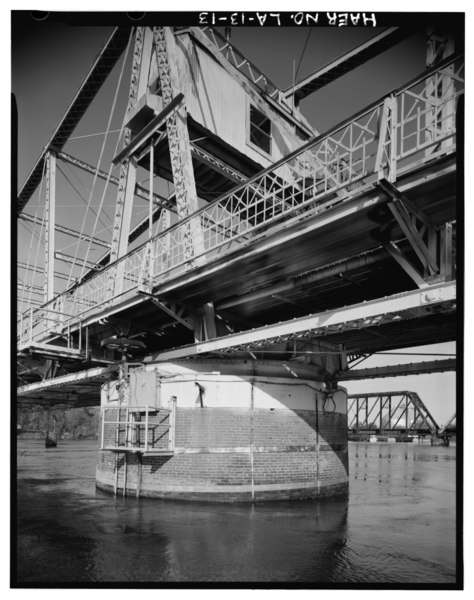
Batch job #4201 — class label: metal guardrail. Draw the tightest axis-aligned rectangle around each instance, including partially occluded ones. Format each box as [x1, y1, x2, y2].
[100, 405, 175, 454]
[18, 56, 464, 347]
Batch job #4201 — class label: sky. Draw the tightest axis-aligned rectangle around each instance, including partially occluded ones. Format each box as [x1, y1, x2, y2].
[12, 17, 432, 184]
[11, 12, 460, 426]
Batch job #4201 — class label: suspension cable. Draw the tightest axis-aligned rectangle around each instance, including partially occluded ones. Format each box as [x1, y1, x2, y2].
[79, 29, 135, 281]
[295, 28, 313, 82]
[56, 222, 114, 254]
[69, 128, 121, 141]
[58, 163, 110, 230]
[64, 160, 115, 226]
[67, 28, 134, 287]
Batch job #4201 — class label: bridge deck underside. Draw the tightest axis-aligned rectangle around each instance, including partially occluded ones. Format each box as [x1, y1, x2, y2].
[17, 374, 114, 408]
[91, 158, 456, 345]
[160, 161, 456, 308]
[18, 156, 456, 368]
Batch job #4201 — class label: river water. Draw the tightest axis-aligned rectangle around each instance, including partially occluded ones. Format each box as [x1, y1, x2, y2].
[14, 439, 457, 585]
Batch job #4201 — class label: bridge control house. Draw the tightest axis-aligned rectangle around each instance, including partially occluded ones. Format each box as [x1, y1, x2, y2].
[17, 24, 460, 501]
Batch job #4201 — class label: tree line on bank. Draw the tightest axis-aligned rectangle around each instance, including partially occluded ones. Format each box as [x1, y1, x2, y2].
[17, 407, 100, 440]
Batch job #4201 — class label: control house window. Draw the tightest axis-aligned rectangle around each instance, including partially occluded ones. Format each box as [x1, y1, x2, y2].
[249, 105, 272, 155]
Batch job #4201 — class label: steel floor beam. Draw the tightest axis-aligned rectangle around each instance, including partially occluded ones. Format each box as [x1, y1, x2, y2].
[146, 281, 456, 361]
[338, 358, 456, 380]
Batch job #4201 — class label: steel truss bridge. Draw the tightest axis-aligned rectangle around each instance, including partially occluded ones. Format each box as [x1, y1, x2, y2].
[16, 23, 461, 408]
[348, 390, 438, 434]
[347, 391, 456, 444]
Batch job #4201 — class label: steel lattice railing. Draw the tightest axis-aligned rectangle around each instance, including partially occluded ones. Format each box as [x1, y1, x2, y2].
[18, 55, 464, 347]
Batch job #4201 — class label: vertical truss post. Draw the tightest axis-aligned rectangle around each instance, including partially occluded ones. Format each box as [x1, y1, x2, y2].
[29, 307, 33, 345]
[51, 295, 64, 333]
[137, 28, 154, 99]
[202, 302, 217, 340]
[107, 28, 146, 299]
[405, 394, 409, 430]
[389, 96, 398, 181]
[149, 142, 154, 240]
[375, 95, 398, 182]
[111, 159, 138, 263]
[347, 398, 353, 428]
[427, 227, 437, 268]
[110, 27, 147, 261]
[139, 141, 155, 292]
[425, 27, 456, 155]
[440, 221, 454, 280]
[44, 151, 56, 303]
[153, 27, 205, 266]
[187, 302, 219, 343]
[338, 345, 348, 372]
[160, 208, 171, 272]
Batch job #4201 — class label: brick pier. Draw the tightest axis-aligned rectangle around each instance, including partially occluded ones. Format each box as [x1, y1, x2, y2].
[96, 360, 349, 502]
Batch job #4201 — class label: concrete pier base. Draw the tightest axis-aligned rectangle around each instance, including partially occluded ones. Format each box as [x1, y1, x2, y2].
[95, 360, 349, 502]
